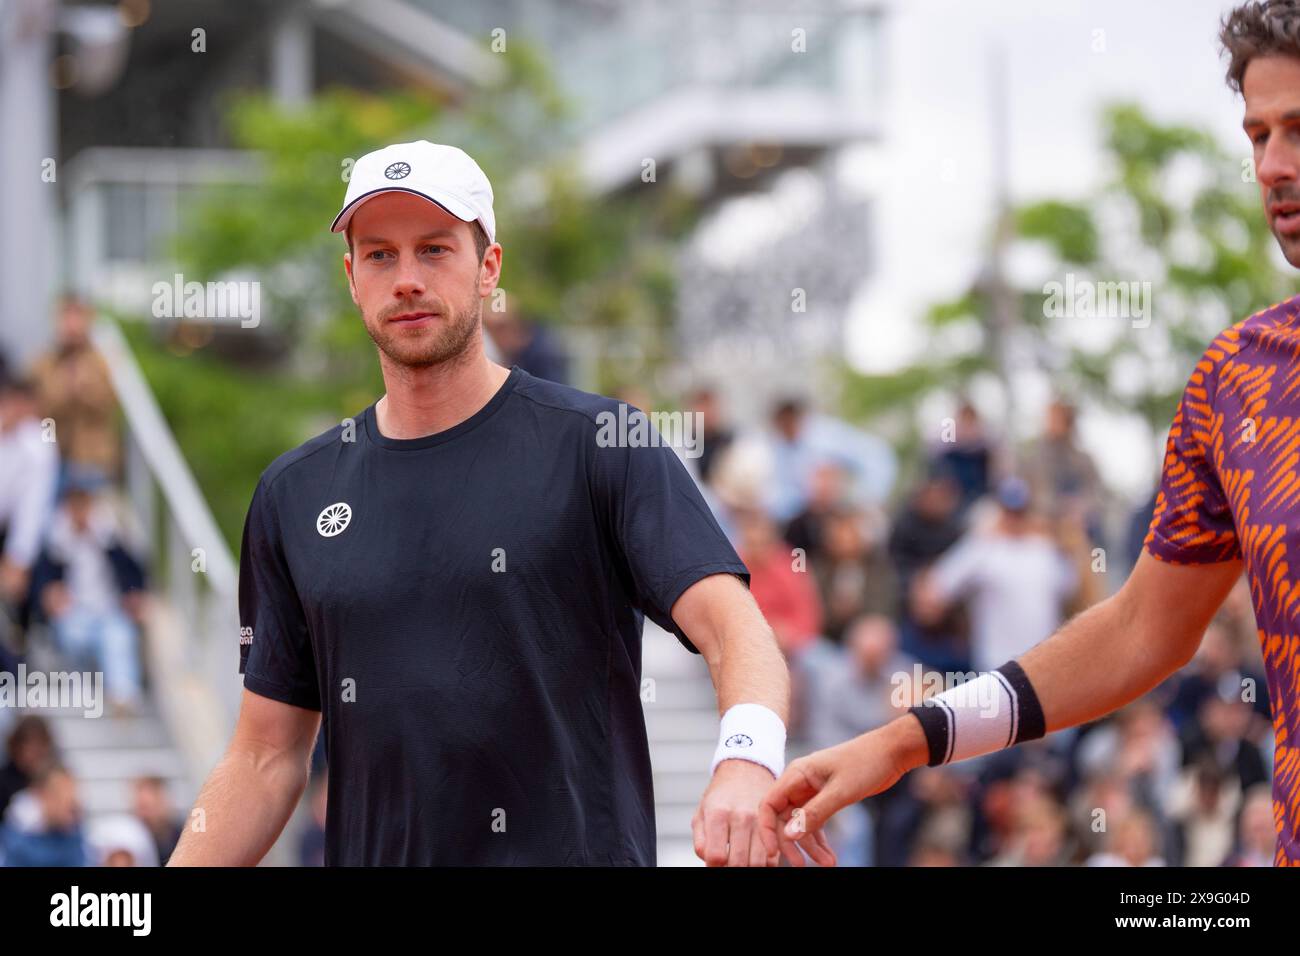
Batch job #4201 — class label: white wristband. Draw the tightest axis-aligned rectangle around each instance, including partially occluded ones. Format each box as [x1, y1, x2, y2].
[710, 703, 786, 778]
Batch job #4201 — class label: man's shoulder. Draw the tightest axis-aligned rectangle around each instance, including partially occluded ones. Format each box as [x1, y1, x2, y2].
[510, 371, 628, 425]
[258, 414, 356, 493]
[1201, 293, 1300, 371]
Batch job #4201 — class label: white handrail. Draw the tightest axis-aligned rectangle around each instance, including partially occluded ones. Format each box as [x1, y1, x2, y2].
[89, 315, 244, 817]
[90, 318, 237, 597]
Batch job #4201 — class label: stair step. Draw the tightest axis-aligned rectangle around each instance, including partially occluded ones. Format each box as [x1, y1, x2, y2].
[637, 677, 719, 710]
[642, 708, 720, 740]
[63, 747, 187, 781]
[651, 772, 707, 803]
[642, 627, 711, 677]
[43, 716, 173, 751]
[655, 802, 699, 837]
[75, 777, 192, 817]
[642, 622, 728, 861]
[648, 741, 716, 773]
[657, 838, 705, 867]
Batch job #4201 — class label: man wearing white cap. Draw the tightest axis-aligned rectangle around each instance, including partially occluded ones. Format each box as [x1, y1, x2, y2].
[169, 141, 822, 867]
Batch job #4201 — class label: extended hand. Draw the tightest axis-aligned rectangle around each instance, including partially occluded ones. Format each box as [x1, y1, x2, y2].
[759, 729, 914, 862]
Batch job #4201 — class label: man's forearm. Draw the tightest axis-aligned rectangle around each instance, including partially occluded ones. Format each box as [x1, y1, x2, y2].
[889, 586, 1196, 774]
[708, 613, 789, 722]
[1014, 590, 1179, 733]
[167, 744, 310, 866]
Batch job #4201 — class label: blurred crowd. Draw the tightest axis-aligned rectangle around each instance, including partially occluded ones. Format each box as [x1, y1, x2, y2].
[0, 296, 159, 865]
[667, 387, 1276, 867]
[1, 295, 147, 710]
[0, 715, 182, 866]
[0, 301, 1280, 867]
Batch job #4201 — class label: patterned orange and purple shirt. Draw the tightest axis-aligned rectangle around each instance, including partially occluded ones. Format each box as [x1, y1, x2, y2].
[1145, 294, 1300, 866]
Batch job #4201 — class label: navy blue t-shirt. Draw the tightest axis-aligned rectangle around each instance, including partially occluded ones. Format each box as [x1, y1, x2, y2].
[236, 366, 749, 865]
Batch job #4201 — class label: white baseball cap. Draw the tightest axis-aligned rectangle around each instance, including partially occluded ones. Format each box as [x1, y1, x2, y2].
[331, 140, 496, 243]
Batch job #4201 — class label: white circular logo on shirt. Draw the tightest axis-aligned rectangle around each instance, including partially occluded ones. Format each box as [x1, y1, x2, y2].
[317, 502, 352, 537]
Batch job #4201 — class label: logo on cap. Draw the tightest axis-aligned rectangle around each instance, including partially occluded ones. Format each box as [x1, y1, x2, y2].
[384, 162, 411, 180]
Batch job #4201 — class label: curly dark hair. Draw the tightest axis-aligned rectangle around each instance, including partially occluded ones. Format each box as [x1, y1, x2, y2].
[1221, 0, 1300, 93]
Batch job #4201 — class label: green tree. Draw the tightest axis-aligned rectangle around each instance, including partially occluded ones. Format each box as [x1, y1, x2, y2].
[840, 102, 1300, 478]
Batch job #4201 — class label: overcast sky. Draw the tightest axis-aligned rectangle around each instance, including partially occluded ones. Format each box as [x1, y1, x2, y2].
[836, 0, 1261, 499]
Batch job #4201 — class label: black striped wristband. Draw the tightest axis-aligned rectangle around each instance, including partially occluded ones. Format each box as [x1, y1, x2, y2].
[907, 659, 1046, 767]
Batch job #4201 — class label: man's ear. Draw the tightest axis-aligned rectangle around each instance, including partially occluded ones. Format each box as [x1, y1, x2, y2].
[343, 250, 359, 307]
[478, 243, 503, 299]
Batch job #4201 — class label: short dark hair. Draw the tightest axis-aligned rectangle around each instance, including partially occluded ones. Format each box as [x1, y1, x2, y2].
[0, 373, 37, 400]
[346, 218, 491, 263]
[1220, 0, 1300, 93]
[6, 715, 53, 760]
[772, 397, 807, 420]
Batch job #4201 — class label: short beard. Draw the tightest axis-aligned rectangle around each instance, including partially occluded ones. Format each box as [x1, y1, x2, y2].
[363, 294, 482, 370]
[1277, 231, 1300, 270]
[1269, 185, 1300, 269]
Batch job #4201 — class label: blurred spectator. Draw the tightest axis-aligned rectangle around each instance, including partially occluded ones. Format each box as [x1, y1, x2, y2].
[1077, 698, 1182, 814]
[1068, 769, 1141, 860]
[1179, 691, 1269, 796]
[759, 397, 896, 523]
[612, 385, 654, 419]
[30, 466, 148, 715]
[133, 775, 183, 865]
[0, 764, 88, 866]
[1085, 808, 1166, 866]
[29, 295, 121, 482]
[914, 477, 1077, 672]
[889, 466, 970, 671]
[686, 386, 735, 486]
[1223, 784, 1278, 866]
[1219, 575, 1265, 661]
[87, 813, 159, 866]
[932, 401, 997, 510]
[804, 615, 915, 753]
[0, 375, 60, 619]
[1125, 489, 1158, 572]
[300, 773, 328, 867]
[987, 791, 1073, 866]
[1162, 619, 1251, 731]
[482, 305, 569, 384]
[728, 498, 822, 657]
[875, 764, 976, 867]
[0, 716, 55, 821]
[1020, 398, 1105, 546]
[783, 460, 847, 566]
[1053, 508, 1107, 616]
[1168, 756, 1239, 867]
[909, 838, 963, 866]
[794, 616, 915, 866]
[813, 505, 897, 645]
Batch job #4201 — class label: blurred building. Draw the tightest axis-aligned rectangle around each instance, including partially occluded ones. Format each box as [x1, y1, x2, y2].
[4, 0, 885, 359]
